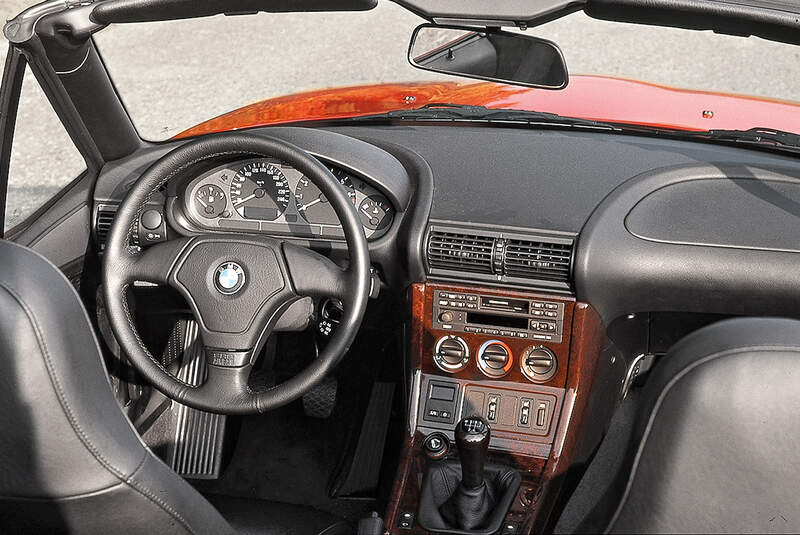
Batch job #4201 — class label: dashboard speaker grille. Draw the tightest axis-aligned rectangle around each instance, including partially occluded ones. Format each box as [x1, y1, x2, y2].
[426, 224, 575, 291]
[504, 239, 572, 282]
[427, 230, 494, 274]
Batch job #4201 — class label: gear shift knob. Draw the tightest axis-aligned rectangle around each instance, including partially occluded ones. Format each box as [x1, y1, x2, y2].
[454, 416, 490, 490]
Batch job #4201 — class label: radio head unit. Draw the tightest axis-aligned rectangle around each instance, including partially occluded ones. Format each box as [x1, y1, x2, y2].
[433, 291, 565, 343]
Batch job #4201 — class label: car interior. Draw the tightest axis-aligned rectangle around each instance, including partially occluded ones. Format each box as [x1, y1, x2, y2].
[3, 0, 800, 534]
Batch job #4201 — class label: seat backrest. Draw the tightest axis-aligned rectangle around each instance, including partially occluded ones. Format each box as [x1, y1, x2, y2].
[607, 317, 800, 534]
[0, 240, 233, 534]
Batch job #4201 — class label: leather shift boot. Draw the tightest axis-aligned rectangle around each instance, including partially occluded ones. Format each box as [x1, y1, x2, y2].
[417, 460, 521, 535]
[440, 481, 496, 530]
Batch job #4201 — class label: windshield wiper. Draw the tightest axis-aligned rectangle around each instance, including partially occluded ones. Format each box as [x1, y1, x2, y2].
[349, 103, 621, 131]
[348, 106, 800, 155]
[694, 127, 800, 150]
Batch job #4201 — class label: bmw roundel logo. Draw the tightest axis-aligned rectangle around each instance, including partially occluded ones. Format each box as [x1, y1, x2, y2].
[214, 262, 245, 295]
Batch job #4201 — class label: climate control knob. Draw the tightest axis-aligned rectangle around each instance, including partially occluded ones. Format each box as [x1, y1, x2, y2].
[476, 340, 513, 378]
[521, 346, 557, 383]
[433, 335, 470, 373]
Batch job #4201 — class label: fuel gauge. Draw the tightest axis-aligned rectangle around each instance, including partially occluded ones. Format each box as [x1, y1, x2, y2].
[195, 184, 227, 218]
[358, 194, 393, 231]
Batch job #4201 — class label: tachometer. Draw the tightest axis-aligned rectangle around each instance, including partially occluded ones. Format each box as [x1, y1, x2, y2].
[230, 161, 290, 221]
[294, 167, 356, 224]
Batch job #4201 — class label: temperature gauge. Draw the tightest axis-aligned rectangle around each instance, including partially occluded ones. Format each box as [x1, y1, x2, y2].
[195, 184, 227, 218]
[358, 194, 393, 231]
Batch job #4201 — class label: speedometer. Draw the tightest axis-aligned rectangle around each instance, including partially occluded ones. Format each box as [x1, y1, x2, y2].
[230, 161, 290, 221]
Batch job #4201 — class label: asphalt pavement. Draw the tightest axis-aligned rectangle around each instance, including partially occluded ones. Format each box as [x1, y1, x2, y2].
[3, 0, 800, 229]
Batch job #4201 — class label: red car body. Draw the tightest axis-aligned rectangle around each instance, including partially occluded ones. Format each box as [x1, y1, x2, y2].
[176, 74, 800, 139]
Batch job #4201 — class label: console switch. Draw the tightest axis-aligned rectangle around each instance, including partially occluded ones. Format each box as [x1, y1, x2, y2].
[487, 395, 499, 422]
[519, 399, 531, 426]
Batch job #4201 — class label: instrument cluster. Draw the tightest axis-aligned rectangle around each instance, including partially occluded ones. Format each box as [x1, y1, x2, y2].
[182, 158, 394, 240]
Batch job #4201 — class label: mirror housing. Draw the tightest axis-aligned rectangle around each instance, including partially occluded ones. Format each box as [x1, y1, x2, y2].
[408, 24, 569, 90]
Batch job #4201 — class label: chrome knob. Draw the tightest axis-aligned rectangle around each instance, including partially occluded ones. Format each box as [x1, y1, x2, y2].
[521, 346, 557, 382]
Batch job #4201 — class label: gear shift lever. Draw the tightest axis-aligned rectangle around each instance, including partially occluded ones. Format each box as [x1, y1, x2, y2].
[418, 415, 521, 534]
[455, 416, 491, 490]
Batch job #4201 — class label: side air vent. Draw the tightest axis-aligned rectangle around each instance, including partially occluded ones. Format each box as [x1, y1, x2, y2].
[95, 204, 118, 249]
[504, 239, 572, 282]
[427, 230, 494, 274]
[426, 223, 575, 291]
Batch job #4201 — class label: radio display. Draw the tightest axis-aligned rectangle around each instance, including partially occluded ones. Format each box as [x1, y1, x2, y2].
[467, 312, 528, 330]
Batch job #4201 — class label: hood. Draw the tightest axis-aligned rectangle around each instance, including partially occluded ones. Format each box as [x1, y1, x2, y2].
[175, 75, 800, 139]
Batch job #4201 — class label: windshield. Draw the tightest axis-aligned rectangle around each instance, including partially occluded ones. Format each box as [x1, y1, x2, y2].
[94, 2, 800, 140]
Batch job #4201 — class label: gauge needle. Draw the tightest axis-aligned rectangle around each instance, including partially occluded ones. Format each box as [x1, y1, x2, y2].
[197, 198, 209, 208]
[360, 206, 373, 217]
[233, 193, 256, 207]
[298, 198, 323, 211]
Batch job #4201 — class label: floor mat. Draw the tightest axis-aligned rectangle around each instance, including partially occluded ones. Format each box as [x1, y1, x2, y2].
[193, 401, 371, 519]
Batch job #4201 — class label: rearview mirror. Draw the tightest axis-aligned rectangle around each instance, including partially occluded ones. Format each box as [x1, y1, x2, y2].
[408, 24, 568, 90]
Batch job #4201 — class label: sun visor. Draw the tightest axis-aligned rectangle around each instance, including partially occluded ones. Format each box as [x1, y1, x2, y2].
[91, 0, 378, 24]
[391, 0, 586, 28]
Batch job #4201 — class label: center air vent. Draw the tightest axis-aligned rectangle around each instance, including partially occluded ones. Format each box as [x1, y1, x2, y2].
[504, 239, 571, 282]
[427, 230, 494, 274]
[426, 224, 575, 290]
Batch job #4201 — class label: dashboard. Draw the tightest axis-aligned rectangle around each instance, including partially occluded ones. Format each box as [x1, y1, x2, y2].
[87, 124, 800, 325]
[181, 158, 394, 240]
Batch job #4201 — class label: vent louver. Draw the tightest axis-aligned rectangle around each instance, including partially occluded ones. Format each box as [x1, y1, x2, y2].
[95, 205, 118, 249]
[426, 225, 575, 290]
[504, 239, 572, 282]
[427, 230, 494, 274]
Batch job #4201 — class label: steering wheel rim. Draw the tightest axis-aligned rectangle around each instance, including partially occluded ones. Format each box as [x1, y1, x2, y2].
[103, 133, 371, 414]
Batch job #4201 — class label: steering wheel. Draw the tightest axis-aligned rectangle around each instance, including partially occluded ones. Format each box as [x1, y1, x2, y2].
[103, 133, 371, 414]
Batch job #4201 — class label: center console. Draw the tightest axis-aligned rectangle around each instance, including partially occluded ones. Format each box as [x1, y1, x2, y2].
[385, 282, 618, 534]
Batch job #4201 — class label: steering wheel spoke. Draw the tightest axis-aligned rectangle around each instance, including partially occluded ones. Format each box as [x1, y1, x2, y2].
[282, 241, 350, 302]
[123, 237, 194, 285]
[201, 355, 256, 410]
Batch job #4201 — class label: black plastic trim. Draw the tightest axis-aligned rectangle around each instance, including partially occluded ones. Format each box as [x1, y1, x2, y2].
[576, 162, 800, 323]
[0, 44, 26, 236]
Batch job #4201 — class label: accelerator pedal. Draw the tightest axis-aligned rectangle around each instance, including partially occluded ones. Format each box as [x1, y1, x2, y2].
[167, 320, 227, 479]
[331, 382, 395, 497]
[303, 376, 338, 418]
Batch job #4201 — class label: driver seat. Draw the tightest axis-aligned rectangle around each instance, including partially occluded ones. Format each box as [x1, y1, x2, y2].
[0, 239, 349, 534]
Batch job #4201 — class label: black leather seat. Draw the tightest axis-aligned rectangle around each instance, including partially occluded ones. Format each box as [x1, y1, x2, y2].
[0, 240, 346, 534]
[564, 317, 800, 534]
